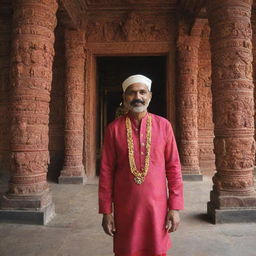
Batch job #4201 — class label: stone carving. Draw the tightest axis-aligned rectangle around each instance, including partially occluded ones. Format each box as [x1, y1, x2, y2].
[177, 19, 206, 175]
[197, 23, 215, 174]
[207, 0, 256, 207]
[85, 11, 173, 42]
[59, 29, 86, 181]
[5, 0, 58, 205]
[252, 5, 256, 165]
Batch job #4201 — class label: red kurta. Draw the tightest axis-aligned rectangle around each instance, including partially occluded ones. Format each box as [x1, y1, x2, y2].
[99, 112, 184, 256]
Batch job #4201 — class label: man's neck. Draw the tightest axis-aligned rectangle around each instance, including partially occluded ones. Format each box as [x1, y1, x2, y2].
[129, 110, 148, 123]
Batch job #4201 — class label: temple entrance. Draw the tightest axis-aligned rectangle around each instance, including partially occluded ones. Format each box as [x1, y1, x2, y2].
[96, 56, 167, 174]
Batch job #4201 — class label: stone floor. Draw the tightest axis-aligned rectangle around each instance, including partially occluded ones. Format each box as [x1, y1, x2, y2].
[0, 176, 256, 256]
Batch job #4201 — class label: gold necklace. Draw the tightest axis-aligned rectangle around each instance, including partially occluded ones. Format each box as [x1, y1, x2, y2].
[125, 114, 152, 184]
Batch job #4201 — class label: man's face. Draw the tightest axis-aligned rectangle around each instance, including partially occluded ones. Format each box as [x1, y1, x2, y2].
[123, 83, 152, 113]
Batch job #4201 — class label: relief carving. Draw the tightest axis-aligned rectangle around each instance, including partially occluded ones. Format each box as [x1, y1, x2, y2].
[85, 11, 173, 42]
[6, 0, 58, 198]
[59, 29, 85, 179]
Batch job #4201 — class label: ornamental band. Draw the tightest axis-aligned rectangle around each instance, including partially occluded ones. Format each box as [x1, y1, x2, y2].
[98, 74, 184, 256]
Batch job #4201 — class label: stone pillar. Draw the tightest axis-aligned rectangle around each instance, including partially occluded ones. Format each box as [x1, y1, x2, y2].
[58, 29, 86, 184]
[252, 3, 256, 176]
[197, 23, 215, 176]
[177, 20, 204, 181]
[0, 0, 58, 225]
[207, 0, 256, 223]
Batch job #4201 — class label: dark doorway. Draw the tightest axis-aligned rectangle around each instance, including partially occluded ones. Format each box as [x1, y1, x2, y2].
[96, 56, 167, 174]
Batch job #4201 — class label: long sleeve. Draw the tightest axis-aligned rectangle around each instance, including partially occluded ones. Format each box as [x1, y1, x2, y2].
[98, 125, 116, 214]
[164, 123, 184, 210]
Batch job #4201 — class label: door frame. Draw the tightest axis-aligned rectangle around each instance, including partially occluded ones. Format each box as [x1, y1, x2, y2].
[84, 42, 176, 178]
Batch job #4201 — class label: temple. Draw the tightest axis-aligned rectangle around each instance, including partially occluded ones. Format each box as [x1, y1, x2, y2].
[0, 0, 256, 224]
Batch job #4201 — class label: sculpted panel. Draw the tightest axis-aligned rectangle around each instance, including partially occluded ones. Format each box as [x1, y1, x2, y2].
[214, 137, 255, 170]
[212, 50, 252, 80]
[85, 11, 174, 42]
[213, 94, 254, 129]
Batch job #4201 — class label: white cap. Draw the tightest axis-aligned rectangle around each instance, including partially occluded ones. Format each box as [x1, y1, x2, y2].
[122, 74, 152, 92]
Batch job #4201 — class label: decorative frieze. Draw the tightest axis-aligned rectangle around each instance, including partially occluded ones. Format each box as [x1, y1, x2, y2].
[85, 11, 175, 42]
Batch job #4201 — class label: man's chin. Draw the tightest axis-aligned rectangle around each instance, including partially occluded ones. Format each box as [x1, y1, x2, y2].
[130, 106, 148, 113]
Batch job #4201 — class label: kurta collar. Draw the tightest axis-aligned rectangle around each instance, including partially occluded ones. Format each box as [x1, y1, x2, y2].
[126, 111, 149, 128]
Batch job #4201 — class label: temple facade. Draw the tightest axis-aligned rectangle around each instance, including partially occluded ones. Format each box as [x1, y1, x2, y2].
[0, 0, 256, 224]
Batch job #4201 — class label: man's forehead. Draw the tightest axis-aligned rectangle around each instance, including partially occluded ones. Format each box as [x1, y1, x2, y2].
[125, 83, 149, 92]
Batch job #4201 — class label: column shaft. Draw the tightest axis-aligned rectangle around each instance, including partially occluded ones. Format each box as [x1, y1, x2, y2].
[58, 29, 86, 184]
[0, 0, 58, 224]
[177, 20, 204, 181]
[207, 0, 256, 223]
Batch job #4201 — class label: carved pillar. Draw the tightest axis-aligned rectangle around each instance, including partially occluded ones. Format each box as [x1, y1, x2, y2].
[252, 4, 256, 175]
[0, 0, 58, 224]
[207, 0, 256, 223]
[177, 19, 205, 181]
[58, 29, 86, 184]
[198, 23, 215, 176]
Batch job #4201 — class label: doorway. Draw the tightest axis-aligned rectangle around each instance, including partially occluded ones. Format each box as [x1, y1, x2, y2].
[96, 56, 167, 174]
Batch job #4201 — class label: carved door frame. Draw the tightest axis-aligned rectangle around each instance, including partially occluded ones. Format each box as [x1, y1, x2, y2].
[84, 42, 177, 178]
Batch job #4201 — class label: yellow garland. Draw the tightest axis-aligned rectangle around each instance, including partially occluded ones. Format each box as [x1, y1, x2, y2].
[125, 114, 152, 184]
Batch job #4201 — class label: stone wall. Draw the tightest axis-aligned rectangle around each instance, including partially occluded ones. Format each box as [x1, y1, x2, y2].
[0, 2, 11, 184]
[197, 23, 215, 176]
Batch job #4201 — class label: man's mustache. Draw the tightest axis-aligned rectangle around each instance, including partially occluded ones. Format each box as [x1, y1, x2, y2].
[130, 99, 145, 106]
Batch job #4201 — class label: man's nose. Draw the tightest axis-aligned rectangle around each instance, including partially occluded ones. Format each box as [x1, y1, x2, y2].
[134, 92, 141, 99]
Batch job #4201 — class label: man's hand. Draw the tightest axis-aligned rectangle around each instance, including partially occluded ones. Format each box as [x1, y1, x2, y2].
[165, 210, 180, 233]
[102, 213, 116, 236]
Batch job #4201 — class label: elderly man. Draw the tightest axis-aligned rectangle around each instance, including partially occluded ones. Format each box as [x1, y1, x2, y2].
[99, 74, 184, 256]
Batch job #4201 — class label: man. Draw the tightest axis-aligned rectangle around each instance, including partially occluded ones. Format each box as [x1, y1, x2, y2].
[99, 74, 184, 256]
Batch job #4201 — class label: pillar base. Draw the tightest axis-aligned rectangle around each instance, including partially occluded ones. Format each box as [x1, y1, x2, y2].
[59, 166, 87, 184]
[182, 174, 203, 181]
[58, 175, 86, 184]
[0, 190, 55, 225]
[207, 202, 256, 224]
[0, 202, 55, 225]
